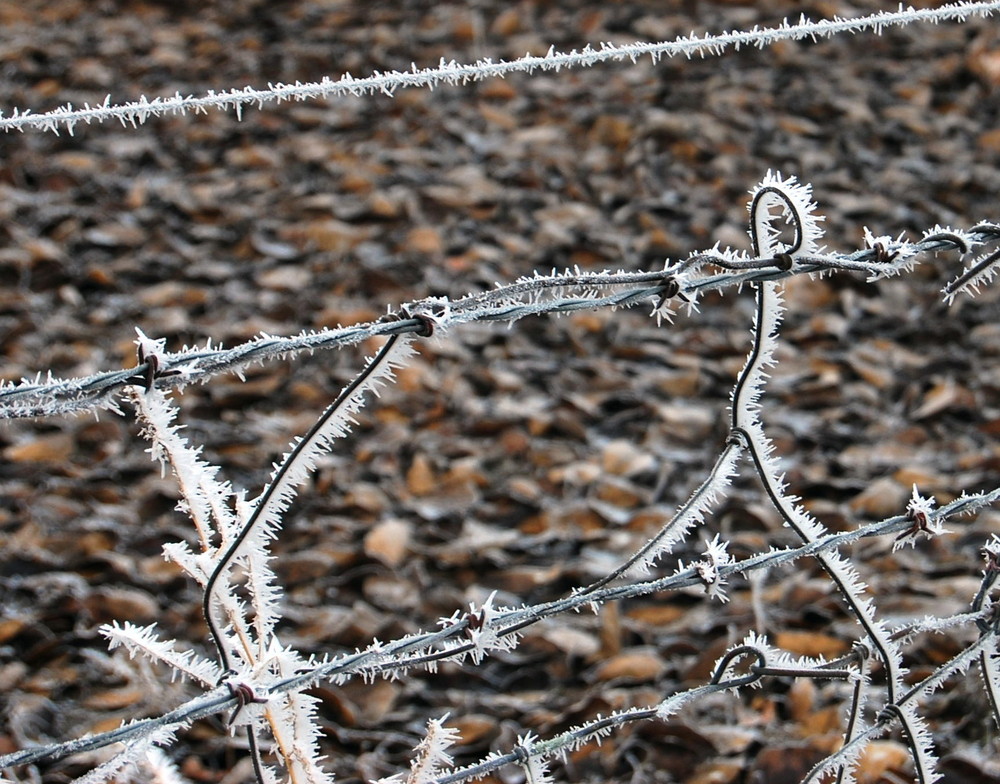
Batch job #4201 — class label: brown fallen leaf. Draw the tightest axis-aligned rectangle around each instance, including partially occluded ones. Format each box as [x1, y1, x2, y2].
[83, 587, 160, 624]
[3, 433, 73, 464]
[592, 649, 666, 683]
[774, 630, 849, 658]
[82, 687, 146, 710]
[406, 454, 437, 497]
[601, 439, 655, 477]
[624, 604, 687, 626]
[787, 677, 816, 722]
[446, 714, 500, 748]
[912, 378, 976, 420]
[363, 519, 412, 569]
[854, 740, 911, 784]
[404, 226, 443, 256]
[849, 476, 909, 519]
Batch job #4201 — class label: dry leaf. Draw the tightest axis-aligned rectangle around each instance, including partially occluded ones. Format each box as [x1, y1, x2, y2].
[363, 519, 412, 568]
[774, 630, 849, 658]
[82, 688, 146, 710]
[3, 433, 73, 464]
[912, 379, 975, 420]
[592, 649, 666, 682]
[854, 740, 911, 784]
[849, 476, 908, 519]
[406, 454, 437, 497]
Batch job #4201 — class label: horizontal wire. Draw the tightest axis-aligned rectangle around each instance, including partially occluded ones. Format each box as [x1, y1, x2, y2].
[2, 224, 998, 421]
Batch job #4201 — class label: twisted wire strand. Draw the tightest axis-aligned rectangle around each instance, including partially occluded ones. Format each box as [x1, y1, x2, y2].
[3, 224, 998, 421]
[1, 2, 998, 135]
[2, 484, 996, 772]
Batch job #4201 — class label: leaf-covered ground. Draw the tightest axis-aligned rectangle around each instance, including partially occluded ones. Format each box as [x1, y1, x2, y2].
[1, 2, 999, 783]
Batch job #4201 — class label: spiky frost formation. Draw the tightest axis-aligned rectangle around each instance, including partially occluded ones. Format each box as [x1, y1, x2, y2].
[730, 175, 916, 761]
[675, 534, 734, 602]
[516, 734, 556, 784]
[899, 702, 941, 784]
[261, 684, 332, 784]
[3, 3, 997, 134]
[748, 170, 825, 258]
[862, 227, 920, 278]
[142, 747, 191, 784]
[729, 279, 784, 426]
[400, 717, 462, 784]
[712, 631, 844, 686]
[204, 334, 418, 673]
[982, 645, 1000, 732]
[101, 622, 221, 687]
[943, 245, 1000, 303]
[730, 172, 824, 428]
[893, 486, 951, 551]
[616, 439, 742, 580]
[119, 334, 418, 783]
[435, 591, 523, 666]
[69, 725, 182, 784]
[126, 384, 240, 554]
[741, 418, 908, 700]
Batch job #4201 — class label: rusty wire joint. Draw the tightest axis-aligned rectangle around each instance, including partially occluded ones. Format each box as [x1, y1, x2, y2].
[462, 606, 487, 641]
[867, 239, 901, 265]
[894, 506, 934, 547]
[225, 680, 269, 728]
[128, 342, 183, 391]
[654, 274, 692, 312]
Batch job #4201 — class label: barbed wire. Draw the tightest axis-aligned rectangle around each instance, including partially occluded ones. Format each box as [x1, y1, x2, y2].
[2, 222, 998, 421]
[2, 3, 999, 779]
[3, 220, 999, 780]
[1, 2, 998, 135]
[2, 483, 996, 772]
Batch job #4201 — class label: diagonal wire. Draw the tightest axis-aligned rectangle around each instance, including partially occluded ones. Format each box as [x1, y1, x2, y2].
[2, 484, 997, 771]
[1, 2, 999, 135]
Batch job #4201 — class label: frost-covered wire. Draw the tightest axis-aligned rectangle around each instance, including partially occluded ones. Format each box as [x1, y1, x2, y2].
[3, 483, 996, 773]
[2, 221, 998, 422]
[4, 176, 1000, 784]
[2, 2, 999, 135]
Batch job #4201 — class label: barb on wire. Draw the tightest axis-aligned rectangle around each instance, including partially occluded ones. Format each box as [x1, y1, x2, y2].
[1, 2, 998, 135]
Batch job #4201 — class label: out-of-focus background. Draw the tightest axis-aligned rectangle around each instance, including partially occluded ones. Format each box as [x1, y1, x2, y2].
[1, 2, 999, 782]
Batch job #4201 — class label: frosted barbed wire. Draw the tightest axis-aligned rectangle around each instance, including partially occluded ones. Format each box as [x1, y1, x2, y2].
[4, 483, 997, 773]
[800, 628, 1000, 784]
[1, 1, 999, 135]
[2, 223, 998, 421]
